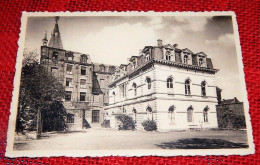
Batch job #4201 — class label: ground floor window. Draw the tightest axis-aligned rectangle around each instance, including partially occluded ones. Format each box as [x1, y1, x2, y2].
[92, 110, 100, 123]
[187, 106, 193, 122]
[203, 107, 209, 122]
[168, 105, 175, 123]
[67, 114, 75, 123]
[147, 106, 153, 120]
[133, 108, 137, 123]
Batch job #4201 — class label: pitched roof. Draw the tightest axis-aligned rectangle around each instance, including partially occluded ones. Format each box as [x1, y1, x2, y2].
[48, 17, 63, 49]
[221, 97, 240, 104]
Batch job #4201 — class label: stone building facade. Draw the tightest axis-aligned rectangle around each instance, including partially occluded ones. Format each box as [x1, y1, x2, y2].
[40, 17, 116, 130]
[216, 97, 246, 129]
[105, 39, 219, 131]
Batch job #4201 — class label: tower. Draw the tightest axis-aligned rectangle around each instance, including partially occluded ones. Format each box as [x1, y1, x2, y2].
[48, 16, 63, 49]
[42, 31, 48, 46]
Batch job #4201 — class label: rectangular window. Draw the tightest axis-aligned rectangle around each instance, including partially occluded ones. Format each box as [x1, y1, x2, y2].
[66, 78, 72, 87]
[65, 91, 72, 101]
[80, 79, 86, 88]
[66, 64, 73, 74]
[81, 66, 86, 75]
[52, 52, 58, 60]
[80, 92, 86, 101]
[100, 79, 105, 88]
[92, 110, 100, 123]
[67, 114, 74, 123]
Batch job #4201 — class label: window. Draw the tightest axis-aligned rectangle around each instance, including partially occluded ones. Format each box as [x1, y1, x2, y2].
[65, 91, 72, 101]
[66, 78, 72, 87]
[201, 81, 206, 96]
[146, 53, 150, 61]
[199, 58, 203, 66]
[52, 52, 58, 60]
[184, 55, 188, 64]
[51, 67, 58, 77]
[109, 66, 115, 72]
[92, 110, 100, 123]
[146, 77, 151, 89]
[132, 60, 136, 69]
[67, 114, 74, 123]
[133, 108, 137, 123]
[203, 108, 209, 122]
[119, 84, 126, 98]
[100, 65, 105, 72]
[112, 92, 116, 103]
[187, 106, 193, 122]
[132, 83, 137, 96]
[166, 51, 171, 60]
[167, 77, 173, 88]
[168, 105, 175, 123]
[100, 79, 105, 88]
[66, 64, 73, 74]
[80, 79, 86, 88]
[122, 107, 126, 113]
[185, 79, 191, 95]
[80, 92, 86, 101]
[81, 55, 87, 63]
[81, 66, 86, 75]
[147, 106, 153, 120]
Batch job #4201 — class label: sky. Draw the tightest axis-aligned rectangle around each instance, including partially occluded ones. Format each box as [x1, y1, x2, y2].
[24, 15, 246, 101]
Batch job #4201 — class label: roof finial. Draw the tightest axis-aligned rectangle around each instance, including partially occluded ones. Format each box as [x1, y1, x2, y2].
[55, 16, 60, 23]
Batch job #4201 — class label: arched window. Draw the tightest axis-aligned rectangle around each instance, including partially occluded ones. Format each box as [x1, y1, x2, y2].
[132, 83, 137, 96]
[168, 105, 175, 123]
[184, 55, 188, 64]
[133, 108, 137, 123]
[166, 51, 171, 60]
[146, 77, 151, 89]
[112, 92, 116, 103]
[198, 58, 203, 66]
[146, 106, 153, 120]
[187, 106, 193, 122]
[167, 77, 173, 89]
[203, 106, 209, 122]
[100, 65, 105, 72]
[185, 79, 191, 95]
[201, 81, 206, 96]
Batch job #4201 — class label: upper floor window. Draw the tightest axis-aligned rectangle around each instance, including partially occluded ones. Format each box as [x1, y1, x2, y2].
[66, 78, 72, 87]
[66, 64, 73, 74]
[167, 77, 173, 89]
[112, 91, 116, 103]
[185, 79, 191, 95]
[187, 106, 193, 122]
[80, 79, 86, 88]
[109, 66, 115, 73]
[184, 55, 188, 64]
[132, 60, 137, 70]
[168, 105, 175, 123]
[52, 52, 58, 60]
[65, 91, 72, 101]
[146, 77, 151, 89]
[80, 92, 86, 101]
[146, 53, 150, 61]
[81, 66, 86, 75]
[132, 83, 137, 96]
[166, 51, 171, 61]
[203, 107, 209, 122]
[201, 81, 206, 96]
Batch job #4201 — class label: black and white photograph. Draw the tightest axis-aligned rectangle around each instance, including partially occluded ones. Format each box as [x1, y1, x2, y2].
[6, 12, 254, 157]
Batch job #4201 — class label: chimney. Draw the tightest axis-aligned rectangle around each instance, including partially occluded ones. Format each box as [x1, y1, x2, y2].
[173, 44, 178, 48]
[157, 39, 163, 46]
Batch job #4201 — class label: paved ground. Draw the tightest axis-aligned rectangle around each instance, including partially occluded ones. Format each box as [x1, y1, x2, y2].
[14, 128, 248, 150]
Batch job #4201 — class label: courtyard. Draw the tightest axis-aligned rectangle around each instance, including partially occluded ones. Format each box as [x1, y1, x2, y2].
[14, 128, 248, 150]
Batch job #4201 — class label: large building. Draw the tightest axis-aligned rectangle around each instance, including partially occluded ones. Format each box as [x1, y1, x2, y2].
[105, 39, 219, 131]
[40, 17, 116, 130]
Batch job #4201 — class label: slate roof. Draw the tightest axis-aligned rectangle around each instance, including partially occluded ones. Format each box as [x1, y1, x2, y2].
[48, 18, 63, 49]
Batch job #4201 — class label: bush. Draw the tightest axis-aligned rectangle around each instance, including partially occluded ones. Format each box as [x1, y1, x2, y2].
[142, 120, 157, 131]
[115, 114, 135, 130]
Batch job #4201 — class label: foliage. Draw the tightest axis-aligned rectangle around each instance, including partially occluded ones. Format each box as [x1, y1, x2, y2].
[142, 120, 157, 131]
[115, 114, 135, 130]
[16, 52, 67, 133]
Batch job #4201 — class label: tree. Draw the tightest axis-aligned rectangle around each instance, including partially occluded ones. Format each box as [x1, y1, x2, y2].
[16, 50, 67, 134]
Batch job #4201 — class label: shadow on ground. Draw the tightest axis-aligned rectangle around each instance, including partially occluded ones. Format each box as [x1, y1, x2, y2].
[156, 138, 248, 149]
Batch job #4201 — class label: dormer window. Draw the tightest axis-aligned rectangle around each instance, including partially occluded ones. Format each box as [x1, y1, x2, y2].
[53, 52, 58, 60]
[145, 53, 150, 61]
[199, 57, 204, 66]
[166, 51, 171, 61]
[81, 55, 87, 63]
[132, 60, 136, 69]
[184, 55, 188, 64]
[100, 65, 105, 72]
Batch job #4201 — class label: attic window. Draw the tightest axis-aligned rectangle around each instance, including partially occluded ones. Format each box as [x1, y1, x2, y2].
[81, 55, 87, 63]
[166, 51, 171, 61]
[53, 52, 58, 60]
[199, 57, 204, 66]
[146, 53, 150, 61]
